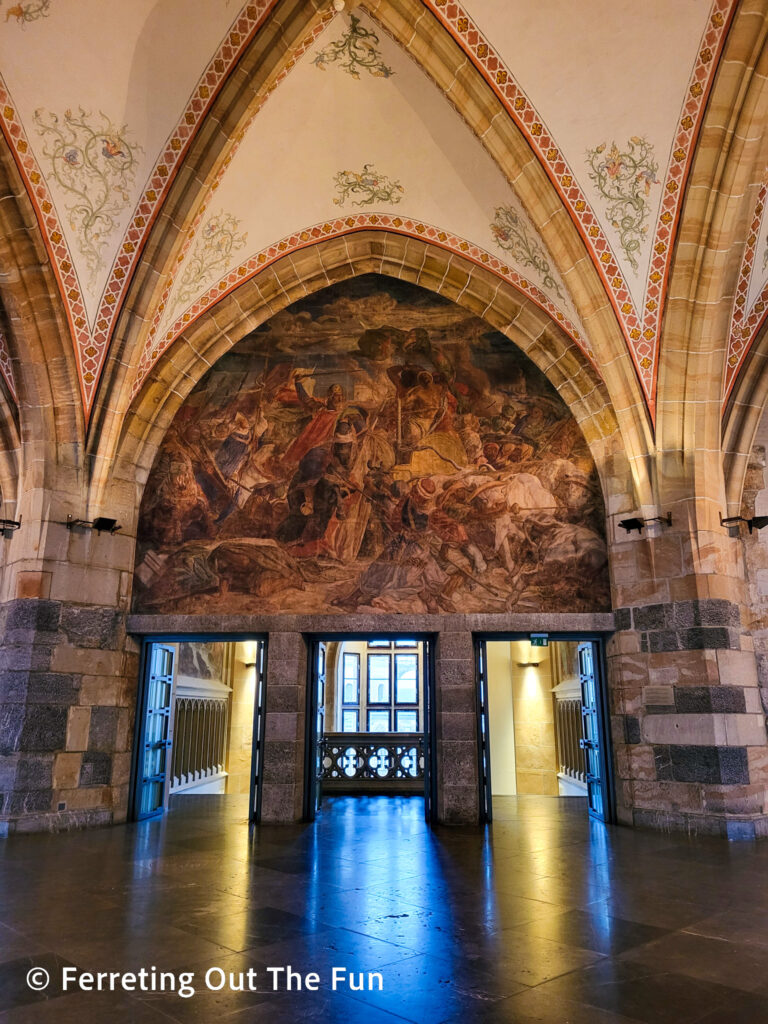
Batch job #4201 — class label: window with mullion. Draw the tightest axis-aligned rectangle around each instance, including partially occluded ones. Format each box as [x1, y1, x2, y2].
[394, 653, 418, 705]
[367, 653, 391, 705]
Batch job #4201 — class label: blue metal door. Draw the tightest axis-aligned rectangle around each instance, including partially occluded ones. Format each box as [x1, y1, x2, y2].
[475, 639, 492, 824]
[134, 643, 175, 820]
[579, 641, 608, 821]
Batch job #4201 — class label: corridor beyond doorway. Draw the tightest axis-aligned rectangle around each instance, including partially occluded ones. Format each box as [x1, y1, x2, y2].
[305, 637, 434, 821]
[479, 638, 612, 823]
[131, 637, 265, 822]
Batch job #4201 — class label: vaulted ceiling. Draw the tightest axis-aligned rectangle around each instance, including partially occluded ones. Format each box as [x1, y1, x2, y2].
[0, 0, 766, 492]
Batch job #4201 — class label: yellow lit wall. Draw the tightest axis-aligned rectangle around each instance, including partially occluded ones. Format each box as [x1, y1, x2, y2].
[486, 641, 517, 795]
[225, 641, 256, 795]
[509, 640, 558, 796]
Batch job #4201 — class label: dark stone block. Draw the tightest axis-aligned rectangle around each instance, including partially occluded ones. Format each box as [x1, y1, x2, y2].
[632, 604, 668, 631]
[653, 745, 673, 781]
[718, 747, 749, 785]
[674, 686, 711, 713]
[0, 672, 29, 702]
[640, 634, 649, 652]
[669, 745, 720, 784]
[88, 707, 120, 752]
[677, 627, 736, 651]
[0, 706, 24, 755]
[671, 602, 696, 629]
[624, 716, 641, 744]
[79, 752, 111, 787]
[20, 706, 68, 752]
[0, 646, 53, 673]
[648, 630, 679, 653]
[5, 789, 52, 814]
[710, 687, 747, 714]
[60, 607, 123, 650]
[26, 673, 79, 705]
[16, 755, 53, 791]
[4, 599, 61, 634]
[670, 600, 741, 629]
[697, 600, 741, 628]
[613, 607, 632, 631]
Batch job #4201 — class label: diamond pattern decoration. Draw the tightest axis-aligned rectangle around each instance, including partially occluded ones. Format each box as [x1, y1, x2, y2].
[723, 173, 768, 405]
[426, 0, 735, 417]
[130, 214, 593, 400]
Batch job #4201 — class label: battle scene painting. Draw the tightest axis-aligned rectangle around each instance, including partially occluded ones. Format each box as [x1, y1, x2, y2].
[133, 276, 610, 615]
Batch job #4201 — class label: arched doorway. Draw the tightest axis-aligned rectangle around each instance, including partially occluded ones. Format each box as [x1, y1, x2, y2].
[130, 273, 613, 825]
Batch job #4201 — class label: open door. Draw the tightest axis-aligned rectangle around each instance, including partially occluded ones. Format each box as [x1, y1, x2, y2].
[303, 640, 326, 822]
[132, 643, 175, 820]
[422, 637, 438, 824]
[475, 639, 492, 824]
[248, 639, 268, 824]
[578, 641, 610, 822]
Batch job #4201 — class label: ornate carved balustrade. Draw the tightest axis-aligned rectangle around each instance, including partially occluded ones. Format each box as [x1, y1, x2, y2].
[320, 733, 424, 792]
[554, 697, 587, 788]
[170, 696, 229, 793]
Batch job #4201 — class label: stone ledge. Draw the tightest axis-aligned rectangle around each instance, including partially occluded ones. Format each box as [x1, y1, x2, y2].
[126, 611, 616, 635]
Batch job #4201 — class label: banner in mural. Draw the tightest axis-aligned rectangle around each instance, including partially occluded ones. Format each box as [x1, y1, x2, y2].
[134, 276, 609, 615]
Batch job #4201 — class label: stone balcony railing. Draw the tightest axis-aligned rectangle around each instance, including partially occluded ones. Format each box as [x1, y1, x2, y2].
[319, 733, 424, 792]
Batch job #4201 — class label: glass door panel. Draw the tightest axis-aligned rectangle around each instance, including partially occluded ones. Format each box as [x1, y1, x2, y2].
[134, 643, 175, 820]
[579, 641, 607, 822]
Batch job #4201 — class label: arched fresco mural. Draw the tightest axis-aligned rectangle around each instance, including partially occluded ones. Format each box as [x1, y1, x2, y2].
[133, 275, 610, 615]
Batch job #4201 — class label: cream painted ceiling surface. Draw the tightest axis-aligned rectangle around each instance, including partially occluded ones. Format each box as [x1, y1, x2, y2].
[142, 11, 587, 398]
[0, 0, 756, 426]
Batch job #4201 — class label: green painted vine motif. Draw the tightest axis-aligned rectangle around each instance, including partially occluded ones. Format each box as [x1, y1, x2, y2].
[34, 106, 141, 286]
[333, 164, 404, 207]
[585, 136, 658, 273]
[313, 14, 393, 80]
[490, 205, 564, 301]
[3, 0, 52, 24]
[174, 211, 248, 310]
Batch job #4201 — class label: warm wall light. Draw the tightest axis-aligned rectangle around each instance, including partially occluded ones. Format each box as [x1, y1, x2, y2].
[516, 661, 541, 669]
[618, 513, 672, 534]
[65, 514, 122, 534]
[0, 516, 21, 537]
[720, 513, 768, 534]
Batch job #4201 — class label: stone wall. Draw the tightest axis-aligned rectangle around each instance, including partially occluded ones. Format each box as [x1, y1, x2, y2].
[606, 516, 768, 839]
[0, 596, 138, 835]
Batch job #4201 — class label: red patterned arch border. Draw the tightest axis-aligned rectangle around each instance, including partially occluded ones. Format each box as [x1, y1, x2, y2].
[723, 176, 768, 406]
[423, 0, 736, 417]
[130, 215, 594, 401]
[0, 1, 281, 417]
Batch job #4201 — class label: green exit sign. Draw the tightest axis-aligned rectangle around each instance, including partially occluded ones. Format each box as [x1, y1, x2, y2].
[530, 634, 549, 647]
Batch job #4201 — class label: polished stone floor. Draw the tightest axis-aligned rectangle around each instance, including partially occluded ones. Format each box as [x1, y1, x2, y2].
[2, 795, 768, 1022]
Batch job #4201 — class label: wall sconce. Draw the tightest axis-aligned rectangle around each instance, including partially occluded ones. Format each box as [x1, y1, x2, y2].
[618, 513, 672, 534]
[516, 661, 541, 669]
[0, 516, 21, 537]
[720, 513, 768, 534]
[66, 514, 122, 534]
